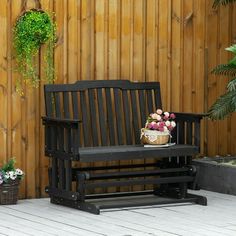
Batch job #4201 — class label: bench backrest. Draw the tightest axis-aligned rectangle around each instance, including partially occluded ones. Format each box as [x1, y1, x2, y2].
[44, 80, 162, 147]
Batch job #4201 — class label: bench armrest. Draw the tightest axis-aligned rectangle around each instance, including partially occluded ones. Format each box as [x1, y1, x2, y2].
[172, 112, 206, 122]
[42, 116, 81, 127]
[42, 116, 80, 160]
[170, 112, 205, 147]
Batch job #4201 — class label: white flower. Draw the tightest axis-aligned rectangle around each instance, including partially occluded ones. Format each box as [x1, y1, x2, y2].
[15, 168, 23, 176]
[164, 112, 170, 117]
[156, 115, 162, 121]
[165, 121, 171, 126]
[164, 126, 168, 132]
[151, 113, 158, 119]
[171, 121, 176, 127]
[9, 171, 17, 180]
[156, 109, 163, 115]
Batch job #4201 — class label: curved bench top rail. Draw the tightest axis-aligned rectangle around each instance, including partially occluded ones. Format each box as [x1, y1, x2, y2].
[44, 80, 160, 92]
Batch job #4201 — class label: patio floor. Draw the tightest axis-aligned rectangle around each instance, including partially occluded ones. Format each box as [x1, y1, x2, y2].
[0, 190, 236, 236]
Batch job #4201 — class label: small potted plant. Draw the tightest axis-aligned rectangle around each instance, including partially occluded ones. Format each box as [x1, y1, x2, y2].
[140, 109, 176, 145]
[0, 158, 24, 205]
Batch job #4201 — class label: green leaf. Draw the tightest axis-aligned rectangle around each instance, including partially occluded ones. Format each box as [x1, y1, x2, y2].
[211, 64, 236, 77]
[208, 91, 236, 120]
[2, 158, 16, 172]
[212, 0, 236, 8]
[226, 45, 236, 54]
[227, 78, 236, 91]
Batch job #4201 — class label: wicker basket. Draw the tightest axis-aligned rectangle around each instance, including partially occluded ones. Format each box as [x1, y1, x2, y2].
[0, 180, 20, 205]
[140, 129, 170, 145]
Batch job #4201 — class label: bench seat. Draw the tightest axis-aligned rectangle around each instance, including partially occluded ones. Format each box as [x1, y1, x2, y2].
[79, 144, 199, 162]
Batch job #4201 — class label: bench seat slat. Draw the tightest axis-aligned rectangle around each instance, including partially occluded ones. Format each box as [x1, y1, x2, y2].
[78, 144, 198, 162]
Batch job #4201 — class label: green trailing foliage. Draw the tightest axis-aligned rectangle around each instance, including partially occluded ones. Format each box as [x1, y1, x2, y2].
[213, 0, 236, 8]
[2, 158, 16, 172]
[13, 9, 56, 94]
[208, 45, 236, 120]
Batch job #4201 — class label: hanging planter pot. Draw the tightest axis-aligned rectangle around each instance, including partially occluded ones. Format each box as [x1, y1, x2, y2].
[13, 8, 56, 94]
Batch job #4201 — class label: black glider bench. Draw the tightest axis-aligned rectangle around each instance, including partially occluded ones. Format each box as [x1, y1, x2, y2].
[42, 80, 207, 214]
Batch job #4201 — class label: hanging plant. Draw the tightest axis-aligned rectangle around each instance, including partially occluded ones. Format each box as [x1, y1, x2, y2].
[13, 9, 56, 94]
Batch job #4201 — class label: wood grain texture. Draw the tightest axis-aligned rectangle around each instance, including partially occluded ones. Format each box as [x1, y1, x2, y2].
[0, 0, 235, 198]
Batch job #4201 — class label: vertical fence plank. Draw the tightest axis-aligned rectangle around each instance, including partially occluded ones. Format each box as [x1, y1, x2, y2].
[171, 0, 181, 111]
[0, 1, 8, 167]
[206, 1, 219, 156]
[217, 5, 230, 155]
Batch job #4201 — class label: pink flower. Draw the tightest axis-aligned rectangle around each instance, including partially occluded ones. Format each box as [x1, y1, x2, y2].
[156, 109, 163, 115]
[170, 113, 176, 119]
[158, 126, 164, 132]
[151, 121, 158, 130]
[163, 116, 168, 120]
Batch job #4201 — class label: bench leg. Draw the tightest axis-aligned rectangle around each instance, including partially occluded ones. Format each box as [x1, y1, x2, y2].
[50, 196, 100, 214]
[187, 193, 207, 206]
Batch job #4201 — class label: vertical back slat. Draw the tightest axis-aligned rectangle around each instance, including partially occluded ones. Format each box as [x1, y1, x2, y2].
[147, 90, 154, 113]
[130, 90, 140, 144]
[80, 91, 90, 146]
[178, 121, 185, 144]
[105, 88, 116, 145]
[114, 88, 123, 145]
[54, 92, 65, 190]
[97, 89, 108, 145]
[72, 92, 79, 119]
[63, 92, 72, 191]
[88, 89, 99, 146]
[154, 88, 162, 109]
[122, 90, 132, 145]
[187, 122, 193, 145]
[45, 92, 53, 117]
[138, 90, 146, 127]
[194, 121, 200, 147]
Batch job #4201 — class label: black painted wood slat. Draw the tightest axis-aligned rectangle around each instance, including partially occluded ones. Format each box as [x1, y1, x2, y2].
[63, 92, 72, 191]
[187, 122, 193, 145]
[177, 121, 185, 144]
[130, 90, 140, 144]
[45, 80, 161, 92]
[146, 90, 154, 114]
[114, 88, 123, 145]
[105, 88, 115, 145]
[72, 92, 79, 119]
[97, 88, 108, 145]
[88, 89, 99, 146]
[154, 88, 162, 109]
[54, 92, 66, 189]
[45, 91, 53, 117]
[80, 91, 90, 146]
[122, 90, 132, 145]
[194, 122, 200, 147]
[138, 90, 146, 127]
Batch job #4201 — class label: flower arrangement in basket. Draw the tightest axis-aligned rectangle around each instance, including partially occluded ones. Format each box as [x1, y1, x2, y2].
[0, 158, 24, 205]
[140, 109, 176, 145]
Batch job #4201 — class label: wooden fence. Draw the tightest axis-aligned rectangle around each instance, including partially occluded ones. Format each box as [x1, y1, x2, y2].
[0, 0, 236, 199]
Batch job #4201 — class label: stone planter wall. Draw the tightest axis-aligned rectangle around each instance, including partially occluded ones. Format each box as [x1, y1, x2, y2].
[193, 157, 236, 196]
